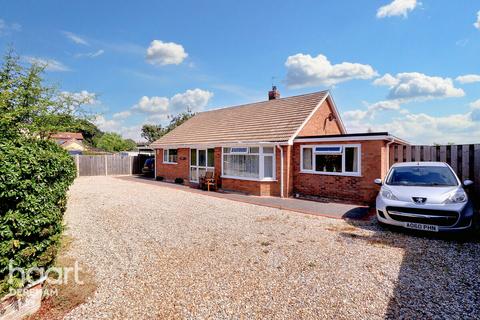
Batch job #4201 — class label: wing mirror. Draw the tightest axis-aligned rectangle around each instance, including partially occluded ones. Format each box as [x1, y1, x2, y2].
[374, 178, 382, 186]
[463, 180, 474, 187]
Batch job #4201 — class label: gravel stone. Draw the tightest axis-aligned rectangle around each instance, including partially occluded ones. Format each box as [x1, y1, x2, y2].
[63, 177, 480, 319]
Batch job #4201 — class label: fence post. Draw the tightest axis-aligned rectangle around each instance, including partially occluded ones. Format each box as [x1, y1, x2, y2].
[105, 155, 108, 176]
[450, 145, 458, 173]
[475, 145, 480, 203]
[76, 154, 80, 177]
[462, 145, 470, 181]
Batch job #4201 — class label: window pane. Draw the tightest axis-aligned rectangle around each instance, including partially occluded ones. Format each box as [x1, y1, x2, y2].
[198, 149, 206, 166]
[263, 147, 274, 154]
[190, 149, 197, 166]
[264, 155, 274, 178]
[315, 146, 342, 154]
[249, 147, 259, 154]
[302, 148, 312, 170]
[223, 147, 230, 153]
[190, 167, 198, 181]
[198, 167, 206, 179]
[207, 149, 215, 167]
[315, 154, 342, 172]
[223, 154, 259, 178]
[231, 147, 248, 153]
[169, 149, 178, 163]
[345, 147, 358, 172]
[163, 149, 167, 162]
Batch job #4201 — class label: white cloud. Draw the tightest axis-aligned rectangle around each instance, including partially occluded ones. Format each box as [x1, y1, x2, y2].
[60, 90, 98, 105]
[23, 56, 70, 72]
[474, 10, 480, 30]
[113, 110, 132, 119]
[376, 0, 418, 18]
[75, 49, 104, 58]
[345, 109, 480, 145]
[285, 53, 377, 88]
[132, 88, 213, 115]
[470, 99, 480, 109]
[373, 73, 399, 87]
[374, 72, 464, 101]
[343, 100, 401, 122]
[0, 19, 21, 36]
[169, 89, 213, 111]
[146, 40, 188, 66]
[63, 31, 89, 45]
[455, 74, 480, 84]
[93, 115, 143, 141]
[133, 96, 170, 114]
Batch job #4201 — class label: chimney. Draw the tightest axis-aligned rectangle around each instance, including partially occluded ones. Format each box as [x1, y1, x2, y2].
[268, 86, 280, 100]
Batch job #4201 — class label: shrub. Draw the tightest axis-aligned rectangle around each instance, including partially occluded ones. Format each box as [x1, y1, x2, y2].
[0, 138, 76, 295]
[174, 178, 184, 184]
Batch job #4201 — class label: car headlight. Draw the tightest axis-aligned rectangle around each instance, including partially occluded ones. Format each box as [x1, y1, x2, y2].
[381, 187, 398, 201]
[444, 189, 468, 204]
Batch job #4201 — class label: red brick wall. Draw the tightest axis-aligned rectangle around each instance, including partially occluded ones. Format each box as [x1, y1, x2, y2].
[221, 178, 280, 196]
[292, 140, 387, 205]
[155, 148, 190, 184]
[298, 99, 343, 136]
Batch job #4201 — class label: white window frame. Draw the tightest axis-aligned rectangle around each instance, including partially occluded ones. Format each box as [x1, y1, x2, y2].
[163, 148, 178, 164]
[189, 148, 215, 182]
[221, 146, 276, 181]
[300, 144, 361, 177]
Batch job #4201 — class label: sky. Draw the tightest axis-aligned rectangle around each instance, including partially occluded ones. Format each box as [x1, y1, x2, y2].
[1, 0, 479, 144]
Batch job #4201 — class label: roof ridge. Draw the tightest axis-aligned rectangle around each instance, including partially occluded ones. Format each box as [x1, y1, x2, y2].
[199, 90, 329, 114]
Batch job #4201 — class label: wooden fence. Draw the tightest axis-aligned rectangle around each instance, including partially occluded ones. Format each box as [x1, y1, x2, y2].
[73, 154, 151, 177]
[389, 144, 480, 202]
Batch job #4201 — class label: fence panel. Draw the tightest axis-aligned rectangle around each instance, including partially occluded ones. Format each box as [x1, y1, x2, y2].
[75, 154, 154, 177]
[390, 144, 480, 207]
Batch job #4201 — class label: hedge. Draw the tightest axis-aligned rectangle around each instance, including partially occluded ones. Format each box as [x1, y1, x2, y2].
[0, 138, 76, 295]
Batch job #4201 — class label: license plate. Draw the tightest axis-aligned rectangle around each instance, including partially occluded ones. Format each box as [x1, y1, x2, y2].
[404, 222, 438, 232]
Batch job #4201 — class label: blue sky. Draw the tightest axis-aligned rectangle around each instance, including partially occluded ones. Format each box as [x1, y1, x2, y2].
[1, 0, 480, 144]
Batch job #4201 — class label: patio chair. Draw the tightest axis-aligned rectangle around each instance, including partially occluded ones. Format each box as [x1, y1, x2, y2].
[201, 171, 217, 192]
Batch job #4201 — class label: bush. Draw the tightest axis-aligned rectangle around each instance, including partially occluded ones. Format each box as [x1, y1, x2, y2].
[174, 178, 184, 184]
[0, 138, 76, 295]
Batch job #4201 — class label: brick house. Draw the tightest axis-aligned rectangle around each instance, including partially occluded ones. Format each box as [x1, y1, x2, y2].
[150, 88, 408, 205]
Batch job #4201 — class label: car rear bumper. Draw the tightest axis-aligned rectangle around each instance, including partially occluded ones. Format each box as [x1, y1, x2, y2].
[376, 197, 475, 232]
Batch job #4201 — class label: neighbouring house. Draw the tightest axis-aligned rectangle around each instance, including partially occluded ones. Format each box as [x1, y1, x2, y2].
[150, 88, 409, 204]
[50, 132, 86, 154]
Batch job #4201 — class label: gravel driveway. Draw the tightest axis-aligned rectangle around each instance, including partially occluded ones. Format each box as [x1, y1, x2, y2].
[63, 176, 480, 319]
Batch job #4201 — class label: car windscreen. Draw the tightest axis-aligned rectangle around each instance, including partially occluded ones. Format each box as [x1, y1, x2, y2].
[386, 166, 458, 186]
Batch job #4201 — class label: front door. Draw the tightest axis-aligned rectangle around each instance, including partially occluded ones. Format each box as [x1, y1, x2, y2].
[190, 148, 215, 182]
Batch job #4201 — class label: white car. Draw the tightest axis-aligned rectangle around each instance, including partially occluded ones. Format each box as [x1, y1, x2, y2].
[375, 162, 475, 233]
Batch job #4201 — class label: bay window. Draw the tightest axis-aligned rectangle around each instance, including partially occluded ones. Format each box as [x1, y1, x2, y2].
[301, 145, 360, 176]
[222, 146, 275, 180]
[163, 149, 178, 163]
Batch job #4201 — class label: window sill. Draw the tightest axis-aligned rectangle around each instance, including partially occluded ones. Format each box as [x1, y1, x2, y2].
[300, 170, 361, 177]
[163, 162, 178, 165]
[221, 175, 277, 182]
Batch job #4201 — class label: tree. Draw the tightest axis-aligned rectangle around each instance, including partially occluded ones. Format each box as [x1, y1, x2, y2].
[140, 109, 196, 143]
[95, 132, 136, 152]
[141, 124, 165, 143]
[0, 49, 94, 139]
[0, 49, 77, 295]
[166, 108, 195, 132]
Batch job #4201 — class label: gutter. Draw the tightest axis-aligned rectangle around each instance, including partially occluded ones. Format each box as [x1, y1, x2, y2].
[276, 144, 284, 198]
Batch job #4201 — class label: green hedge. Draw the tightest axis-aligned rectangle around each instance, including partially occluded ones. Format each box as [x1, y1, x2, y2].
[0, 138, 76, 294]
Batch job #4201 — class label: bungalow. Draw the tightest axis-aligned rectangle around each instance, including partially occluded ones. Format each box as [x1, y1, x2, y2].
[150, 88, 408, 204]
[50, 132, 86, 154]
